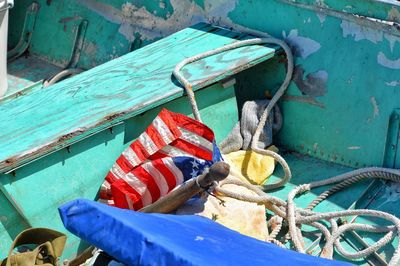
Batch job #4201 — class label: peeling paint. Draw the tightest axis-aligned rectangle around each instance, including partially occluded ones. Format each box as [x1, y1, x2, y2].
[313, 143, 318, 151]
[282, 95, 325, 108]
[80, 0, 242, 43]
[384, 34, 400, 53]
[377, 52, 400, 69]
[341, 20, 383, 43]
[370, 96, 379, 119]
[282, 29, 321, 58]
[293, 66, 328, 97]
[377, 182, 400, 209]
[316, 13, 326, 24]
[81, 0, 200, 42]
[388, 6, 400, 22]
[315, 0, 329, 8]
[159, 0, 166, 9]
[58, 15, 82, 24]
[83, 42, 98, 58]
[347, 146, 361, 150]
[386, 80, 400, 87]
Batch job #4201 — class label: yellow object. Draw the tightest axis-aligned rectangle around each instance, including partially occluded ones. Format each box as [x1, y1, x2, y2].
[176, 147, 279, 241]
[223, 146, 278, 185]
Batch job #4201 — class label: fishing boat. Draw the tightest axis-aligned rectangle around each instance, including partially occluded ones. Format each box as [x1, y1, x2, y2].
[1, 0, 400, 265]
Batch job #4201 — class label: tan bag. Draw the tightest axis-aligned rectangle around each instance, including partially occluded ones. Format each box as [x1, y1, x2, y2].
[1, 228, 67, 266]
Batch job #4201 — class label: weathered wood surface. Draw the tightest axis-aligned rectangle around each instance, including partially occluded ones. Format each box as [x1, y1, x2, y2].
[0, 23, 275, 173]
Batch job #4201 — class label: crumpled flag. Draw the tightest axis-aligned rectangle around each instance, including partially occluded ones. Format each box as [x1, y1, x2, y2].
[100, 108, 222, 210]
[223, 145, 278, 185]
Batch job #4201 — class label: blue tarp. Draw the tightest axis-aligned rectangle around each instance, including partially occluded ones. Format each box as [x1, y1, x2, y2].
[59, 199, 350, 266]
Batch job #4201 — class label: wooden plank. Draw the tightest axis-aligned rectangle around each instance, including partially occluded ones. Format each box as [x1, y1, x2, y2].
[0, 23, 275, 173]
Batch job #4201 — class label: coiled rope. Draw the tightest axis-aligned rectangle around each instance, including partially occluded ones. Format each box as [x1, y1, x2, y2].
[173, 36, 293, 191]
[215, 169, 400, 265]
[173, 31, 400, 265]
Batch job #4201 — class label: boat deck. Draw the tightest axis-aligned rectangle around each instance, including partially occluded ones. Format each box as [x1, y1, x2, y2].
[269, 151, 396, 265]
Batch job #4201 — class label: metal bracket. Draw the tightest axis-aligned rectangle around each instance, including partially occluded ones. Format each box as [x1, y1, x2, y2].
[66, 19, 88, 69]
[384, 109, 400, 168]
[220, 78, 236, 89]
[7, 1, 40, 62]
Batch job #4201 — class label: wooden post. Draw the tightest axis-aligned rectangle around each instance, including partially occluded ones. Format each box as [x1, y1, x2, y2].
[140, 161, 230, 214]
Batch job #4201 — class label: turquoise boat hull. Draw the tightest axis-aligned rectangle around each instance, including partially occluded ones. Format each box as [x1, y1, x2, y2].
[1, 0, 400, 264]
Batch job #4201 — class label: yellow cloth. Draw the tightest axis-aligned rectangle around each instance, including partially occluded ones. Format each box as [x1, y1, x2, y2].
[223, 146, 278, 185]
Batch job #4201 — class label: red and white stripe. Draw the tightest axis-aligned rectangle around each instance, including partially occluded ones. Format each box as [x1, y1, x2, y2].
[100, 109, 215, 210]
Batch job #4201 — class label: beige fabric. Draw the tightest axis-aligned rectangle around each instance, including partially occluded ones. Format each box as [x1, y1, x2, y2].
[176, 173, 268, 241]
[176, 146, 282, 240]
[0, 228, 66, 266]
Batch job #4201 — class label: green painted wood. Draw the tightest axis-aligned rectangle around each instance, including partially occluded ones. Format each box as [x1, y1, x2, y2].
[0, 23, 275, 174]
[124, 82, 239, 145]
[0, 82, 238, 261]
[0, 123, 126, 260]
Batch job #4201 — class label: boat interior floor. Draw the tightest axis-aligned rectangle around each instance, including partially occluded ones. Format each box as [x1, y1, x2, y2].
[269, 150, 396, 265]
[4, 55, 63, 100]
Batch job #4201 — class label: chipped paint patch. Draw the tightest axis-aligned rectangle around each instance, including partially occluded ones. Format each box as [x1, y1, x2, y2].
[159, 0, 166, 9]
[341, 20, 383, 44]
[388, 6, 400, 22]
[282, 95, 325, 108]
[386, 80, 400, 87]
[377, 52, 400, 69]
[80, 0, 242, 43]
[282, 30, 321, 58]
[316, 13, 326, 24]
[384, 34, 400, 53]
[313, 143, 318, 151]
[82, 0, 122, 24]
[293, 66, 328, 97]
[83, 42, 98, 58]
[315, 0, 329, 8]
[80, 0, 202, 41]
[348, 146, 361, 150]
[371, 97, 379, 118]
[376, 182, 400, 209]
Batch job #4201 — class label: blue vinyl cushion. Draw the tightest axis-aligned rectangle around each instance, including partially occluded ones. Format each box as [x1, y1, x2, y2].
[59, 199, 350, 266]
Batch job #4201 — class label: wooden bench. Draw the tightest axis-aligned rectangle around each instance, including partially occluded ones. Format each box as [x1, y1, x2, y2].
[0, 23, 277, 259]
[0, 23, 276, 174]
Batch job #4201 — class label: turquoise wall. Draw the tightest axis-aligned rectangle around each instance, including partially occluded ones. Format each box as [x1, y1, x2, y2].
[3, 0, 400, 262]
[8, 0, 400, 166]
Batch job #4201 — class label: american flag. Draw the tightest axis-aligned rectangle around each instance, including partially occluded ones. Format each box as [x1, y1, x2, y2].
[100, 109, 222, 210]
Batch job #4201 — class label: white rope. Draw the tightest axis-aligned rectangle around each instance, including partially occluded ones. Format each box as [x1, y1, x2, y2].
[172, 30, 400, 265]
[173, 36, 294, 190]
[215, 169, 400, 265]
